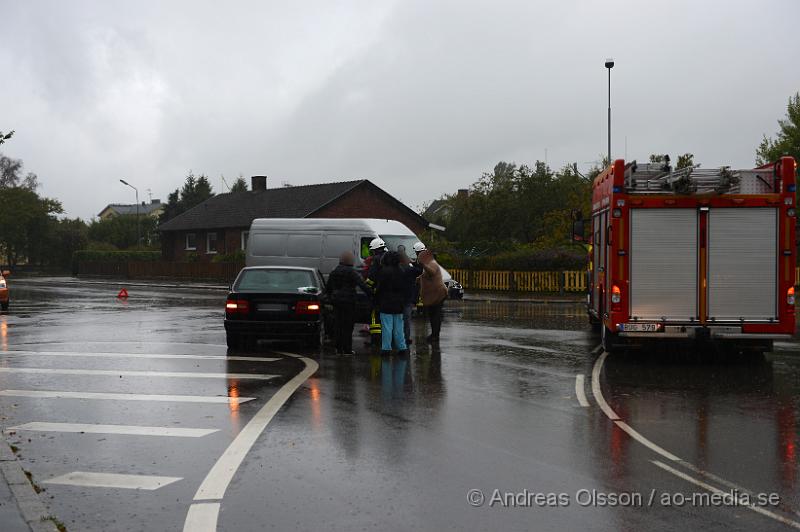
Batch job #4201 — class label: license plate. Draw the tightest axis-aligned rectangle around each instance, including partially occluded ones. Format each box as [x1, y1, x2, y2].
[621, 323, 661, 332]
[257, 303, 286, 312]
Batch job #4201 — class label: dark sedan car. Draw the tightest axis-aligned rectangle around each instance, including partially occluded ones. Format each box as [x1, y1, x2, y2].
[224, 266, 327, 349]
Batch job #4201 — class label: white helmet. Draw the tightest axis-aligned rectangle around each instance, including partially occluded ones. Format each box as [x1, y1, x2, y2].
[369, 237, 386, 251]
[412, 241, 427, 253]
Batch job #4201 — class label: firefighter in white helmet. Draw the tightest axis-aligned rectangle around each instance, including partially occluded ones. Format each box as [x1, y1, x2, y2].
[364, 237, 388, 341]
[412, 241, 426, 253]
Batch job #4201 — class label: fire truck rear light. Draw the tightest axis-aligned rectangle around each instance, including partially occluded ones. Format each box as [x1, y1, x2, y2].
[784, 250, 792, 256]
[785, 197, 793, 205]
[613, 186, 622, 193]
[611, 285, 621, 304]
[616, 199, 625, 207]
[788, 184, 797, 192]
[612, 208, 622, 218]
[787, 208, 796, 217]
[788, 287, 795, 306]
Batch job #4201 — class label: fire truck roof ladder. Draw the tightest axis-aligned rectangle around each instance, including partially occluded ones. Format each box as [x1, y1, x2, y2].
[623, 161, 778, 195]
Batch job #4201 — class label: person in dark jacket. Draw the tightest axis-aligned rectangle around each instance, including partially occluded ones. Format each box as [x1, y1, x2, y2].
[399, 252, 423, 345]
[374, 251, 408, 355]
[326, 251, 372, 355]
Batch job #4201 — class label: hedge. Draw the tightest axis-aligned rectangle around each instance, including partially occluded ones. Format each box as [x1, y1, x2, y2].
[450, 247, 586, 271]
[73, 250, 162, 263]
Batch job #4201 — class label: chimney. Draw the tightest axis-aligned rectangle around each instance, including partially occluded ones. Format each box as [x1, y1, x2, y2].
[251, 175, 267, 191]
[457, 189, 469, 199]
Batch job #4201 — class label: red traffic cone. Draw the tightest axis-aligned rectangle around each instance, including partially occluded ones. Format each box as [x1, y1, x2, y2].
[117, 288, 129, 299]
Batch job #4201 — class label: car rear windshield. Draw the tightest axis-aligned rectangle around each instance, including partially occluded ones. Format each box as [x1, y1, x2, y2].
[235, 269, 318, 293]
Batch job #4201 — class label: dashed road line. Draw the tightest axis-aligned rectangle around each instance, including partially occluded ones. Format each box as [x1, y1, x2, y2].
[8, 422, 218, 438]
[0, 367, 278, 380]
[0, 389, 256, 404]
[184, 353, 318, 532]
[2, 351, 279, 362]
[44, 472, 182, 490]
[575, 374, 590, 407]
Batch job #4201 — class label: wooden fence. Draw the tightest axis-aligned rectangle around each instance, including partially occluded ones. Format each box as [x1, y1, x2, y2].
[449, 269, 587, 293]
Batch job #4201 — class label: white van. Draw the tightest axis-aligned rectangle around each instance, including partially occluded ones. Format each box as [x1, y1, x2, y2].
[245, 218, 452, 281]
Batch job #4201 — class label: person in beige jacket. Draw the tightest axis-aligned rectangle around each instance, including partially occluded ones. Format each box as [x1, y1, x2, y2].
[416, 246, 447, 343]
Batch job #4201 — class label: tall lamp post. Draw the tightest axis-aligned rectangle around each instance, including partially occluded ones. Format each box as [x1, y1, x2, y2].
[605, 58, 614, 165]
[119, 179, 140, 248]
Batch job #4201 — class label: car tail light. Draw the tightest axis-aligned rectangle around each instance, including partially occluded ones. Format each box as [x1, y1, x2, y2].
[611, 285, 621, 304]
[788, 287, 795, 306]
[226, 298, 249, 315]
[296, 300, 321, 315]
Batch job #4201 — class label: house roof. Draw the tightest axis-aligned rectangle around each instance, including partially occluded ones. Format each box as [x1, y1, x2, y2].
[158, 179, 426, 232]
[423, 199, 450, 219]
[99, 203, 164, 217]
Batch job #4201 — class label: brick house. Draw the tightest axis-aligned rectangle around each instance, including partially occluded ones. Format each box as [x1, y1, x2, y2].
[158, 176, 428, 261]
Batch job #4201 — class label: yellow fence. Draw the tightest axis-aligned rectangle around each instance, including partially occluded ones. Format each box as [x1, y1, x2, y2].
[449, 269, 587, 293]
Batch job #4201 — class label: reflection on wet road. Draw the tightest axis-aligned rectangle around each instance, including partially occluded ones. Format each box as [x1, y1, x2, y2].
[0, 278, 799, 531]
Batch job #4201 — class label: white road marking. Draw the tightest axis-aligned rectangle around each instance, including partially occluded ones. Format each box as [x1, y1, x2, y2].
[2, 351, 279, 362]
[44, 472, 182, 490]
[0, 390, 255, 404]
[183, 503, 221, 532]
[590, 352, 620, 420]
[8, 422, 218, 438]
[594, 350, 800, 526]
[614, 421, 681, 462]
[183, 353, 318, 532]
[575, 374, 590, 407]
[0, 367, 277, 380]
[652, 460, 800, 530]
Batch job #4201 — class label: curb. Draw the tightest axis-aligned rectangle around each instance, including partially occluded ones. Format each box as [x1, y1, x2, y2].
[0, 440, 59, 532]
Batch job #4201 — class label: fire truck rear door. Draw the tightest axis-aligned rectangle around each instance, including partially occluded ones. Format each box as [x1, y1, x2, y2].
[630, 209, 698, 321]
[707, 208, 777, 321]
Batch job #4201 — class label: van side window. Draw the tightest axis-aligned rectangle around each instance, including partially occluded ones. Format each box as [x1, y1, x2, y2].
[251, 234, 286, 257]
[287, 234, 322, 258]
[360, 237, 372, 259]
[324, 234, 353, 258]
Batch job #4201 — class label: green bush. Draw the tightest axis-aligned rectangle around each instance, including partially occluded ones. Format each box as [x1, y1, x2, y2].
[211, 250, 245, 263]
[453, 246, 586, 271]
[73, 250, 161, 263]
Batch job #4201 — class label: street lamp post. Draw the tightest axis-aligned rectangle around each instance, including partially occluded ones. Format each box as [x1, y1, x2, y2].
[605, 58, 614, 165]
[119, 179, 140, 248]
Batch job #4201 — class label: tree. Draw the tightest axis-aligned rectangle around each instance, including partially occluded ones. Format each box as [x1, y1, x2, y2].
[757, 93, 800, 165]
[0, 186, 63, 266]
[229, 177, 248, 193]
[0, 130, 13, 145]
[88, 215, 158, 250]
[159, 172, 215, 224]
[37, 218, 88, 268]
[676, 153, 695, 170]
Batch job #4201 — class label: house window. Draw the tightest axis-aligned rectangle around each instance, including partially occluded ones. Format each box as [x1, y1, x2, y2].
[206, 232, 218, 254]
[241, 231, 249, 251]
[185, 233, 197, 250]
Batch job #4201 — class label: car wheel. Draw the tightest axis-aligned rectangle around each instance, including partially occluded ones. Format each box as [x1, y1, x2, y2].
[226, 333, 241, 350]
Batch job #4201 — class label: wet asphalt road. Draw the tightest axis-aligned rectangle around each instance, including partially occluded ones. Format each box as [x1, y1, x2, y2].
[1, 278, 800, 531]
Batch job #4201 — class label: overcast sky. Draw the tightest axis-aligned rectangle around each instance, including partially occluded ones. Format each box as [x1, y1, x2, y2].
[1, 0, 798, 220]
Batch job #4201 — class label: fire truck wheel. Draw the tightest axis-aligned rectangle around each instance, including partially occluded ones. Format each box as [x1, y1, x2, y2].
[601, 326, 620, 354]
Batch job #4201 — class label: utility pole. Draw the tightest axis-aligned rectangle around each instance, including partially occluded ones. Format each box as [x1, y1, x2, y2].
[605, 58, 614, 165]
[120, 179, 140, 248]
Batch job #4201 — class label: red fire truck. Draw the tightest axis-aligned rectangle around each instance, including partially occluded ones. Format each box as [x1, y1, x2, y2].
[587, 156, 797, 354]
